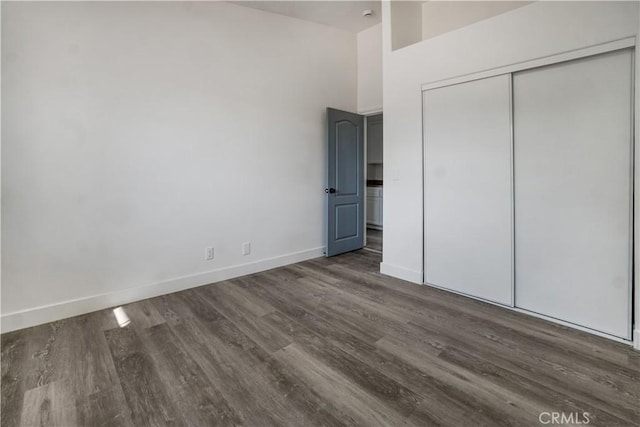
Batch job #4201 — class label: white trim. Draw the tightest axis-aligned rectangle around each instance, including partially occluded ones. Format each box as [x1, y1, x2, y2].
[423, 281, 634, 346]
[363, 113, 369, 245]
[358, 107, 383, 116]
[379, 262, 422, 284]
[364, 109, 384, 248]
[629, 49, 636, 343]
[508, 73, 516, 308]
[634, 4, 640, 352]
[421, 37, 636, 92]
[0, 247, 325, 333]
[421, 91, 426, 286]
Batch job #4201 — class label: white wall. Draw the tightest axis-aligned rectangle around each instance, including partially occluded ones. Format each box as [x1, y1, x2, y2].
[421, 1, 530, 41]
[380, 1, 639, 293]
[390, 1, 422, 51]
[1, 1, 356, 331]
[357, 23, 383, 114]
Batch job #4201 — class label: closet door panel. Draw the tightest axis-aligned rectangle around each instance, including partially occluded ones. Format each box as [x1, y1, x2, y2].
[424, 75, 513, 305]
[513, 49, 633, 339]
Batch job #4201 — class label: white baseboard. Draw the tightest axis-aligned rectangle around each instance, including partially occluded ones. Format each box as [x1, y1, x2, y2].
[634, 329, 640, 350]
[379, 262, 422, 284]
[1, 247, 325, 333]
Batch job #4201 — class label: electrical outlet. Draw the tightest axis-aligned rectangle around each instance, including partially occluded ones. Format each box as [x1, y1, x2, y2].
[242, 242, 251, 256]
[205, 247, 214, 260]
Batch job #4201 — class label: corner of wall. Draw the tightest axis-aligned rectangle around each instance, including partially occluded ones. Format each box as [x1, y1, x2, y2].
[357, 23, 383, 114]
[379, 261, 422, 284]
[381, 0, 392, 55]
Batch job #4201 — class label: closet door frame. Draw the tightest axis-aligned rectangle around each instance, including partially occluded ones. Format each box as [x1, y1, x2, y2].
[420, 36, 637, 346]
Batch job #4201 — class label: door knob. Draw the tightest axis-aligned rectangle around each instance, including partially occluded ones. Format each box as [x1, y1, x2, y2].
[325, 188, 336, 194]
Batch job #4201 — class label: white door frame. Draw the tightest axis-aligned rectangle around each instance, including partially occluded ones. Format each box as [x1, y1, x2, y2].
[363, 109, 383, 248]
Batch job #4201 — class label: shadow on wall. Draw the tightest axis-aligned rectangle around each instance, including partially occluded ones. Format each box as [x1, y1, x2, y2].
[391, 1, 531, 51]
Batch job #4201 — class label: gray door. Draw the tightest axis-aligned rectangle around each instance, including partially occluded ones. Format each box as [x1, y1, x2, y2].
[326, 108, 364, 257]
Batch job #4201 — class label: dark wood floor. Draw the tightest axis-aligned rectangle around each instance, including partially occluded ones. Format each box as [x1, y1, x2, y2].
[2, 250, 639, 427]
[366, 228, 382, 252]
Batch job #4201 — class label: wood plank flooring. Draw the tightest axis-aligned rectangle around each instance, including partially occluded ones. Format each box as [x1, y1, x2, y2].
[366, 228, 382, 252]
[2, 250, 639, 426]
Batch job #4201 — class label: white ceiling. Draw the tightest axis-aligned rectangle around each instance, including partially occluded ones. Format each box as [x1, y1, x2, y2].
[230, 1, 382, 33]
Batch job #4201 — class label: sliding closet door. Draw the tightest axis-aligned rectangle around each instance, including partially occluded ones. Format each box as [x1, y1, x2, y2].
[424, 75, 513, 305]
[514, 49, 633, 339]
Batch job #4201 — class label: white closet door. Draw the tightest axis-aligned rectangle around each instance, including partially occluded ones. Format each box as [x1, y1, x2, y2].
[514, 49, 633, 339]
[424, 75, 513, 305]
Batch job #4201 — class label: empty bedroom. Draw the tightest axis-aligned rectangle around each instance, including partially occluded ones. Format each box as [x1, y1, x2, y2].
[1, 1, 639, 426]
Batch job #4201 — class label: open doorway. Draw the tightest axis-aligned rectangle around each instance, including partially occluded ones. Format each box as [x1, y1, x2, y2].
[365, 113, 383, 253]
